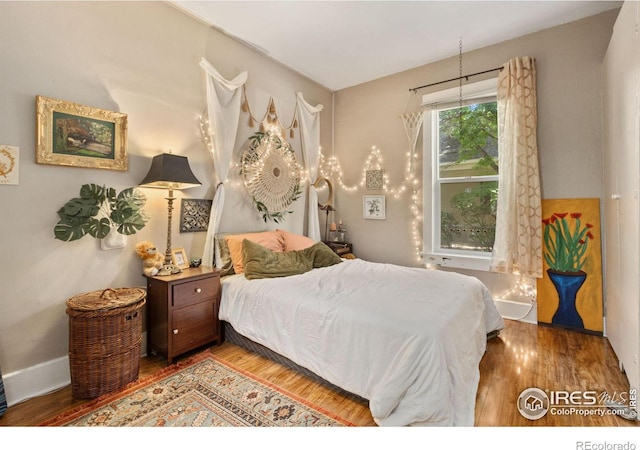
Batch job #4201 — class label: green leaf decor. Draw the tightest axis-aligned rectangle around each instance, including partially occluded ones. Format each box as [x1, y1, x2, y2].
[55, 183, 149, 242]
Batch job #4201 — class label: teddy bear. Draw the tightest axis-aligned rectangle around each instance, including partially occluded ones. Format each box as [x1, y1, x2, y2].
[135, 241, 165, 277]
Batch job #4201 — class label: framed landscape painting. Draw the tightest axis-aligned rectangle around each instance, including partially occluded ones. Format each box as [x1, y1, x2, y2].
[537, 198, 603, 334]
[36, 95, 128, 171]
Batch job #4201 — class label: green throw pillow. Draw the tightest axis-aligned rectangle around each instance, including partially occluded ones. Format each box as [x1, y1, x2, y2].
[307, 241, 344, 268]
[242, 239, 342, 280]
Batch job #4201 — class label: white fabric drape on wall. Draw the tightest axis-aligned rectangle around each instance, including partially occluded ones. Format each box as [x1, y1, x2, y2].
[491, 56, 543, 279]
[200, 58, 247, 267]
[295, 92, 324, 242]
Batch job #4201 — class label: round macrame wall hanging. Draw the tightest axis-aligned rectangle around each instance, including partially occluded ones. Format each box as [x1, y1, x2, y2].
[241, 131, 302, 223]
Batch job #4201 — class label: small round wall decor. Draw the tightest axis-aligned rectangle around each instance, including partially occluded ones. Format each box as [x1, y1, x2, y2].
[241, 131, 302, 223]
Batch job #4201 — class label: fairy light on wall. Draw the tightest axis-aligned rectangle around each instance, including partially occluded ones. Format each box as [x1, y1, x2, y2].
[200, 104, 423, 262]
[495, 274, 537, 303]
[319, 146, 414, 198]
[198, 112, 214, 157]
[320, 145, 423, 262]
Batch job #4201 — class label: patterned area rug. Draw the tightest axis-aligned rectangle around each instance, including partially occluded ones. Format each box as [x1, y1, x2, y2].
[41, 351, 353, 427]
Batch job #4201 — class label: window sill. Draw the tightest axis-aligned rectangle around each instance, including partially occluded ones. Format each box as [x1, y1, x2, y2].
[421, 253, 492, 271]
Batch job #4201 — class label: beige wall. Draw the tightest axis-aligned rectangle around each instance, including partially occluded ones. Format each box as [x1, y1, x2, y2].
[0, 1, 332, 375]
[333, 10, 619, 297]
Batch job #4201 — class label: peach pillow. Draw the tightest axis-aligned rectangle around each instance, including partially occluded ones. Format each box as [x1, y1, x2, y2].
[226, 231, 285, 274]
[277, 229, 317, 251]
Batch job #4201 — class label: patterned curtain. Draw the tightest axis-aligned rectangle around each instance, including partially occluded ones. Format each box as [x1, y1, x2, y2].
[490, 57, 542, 279]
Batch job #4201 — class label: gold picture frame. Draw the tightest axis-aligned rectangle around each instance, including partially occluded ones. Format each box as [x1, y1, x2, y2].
[171, 247, 189, 270]
[36, 95, 128, 171]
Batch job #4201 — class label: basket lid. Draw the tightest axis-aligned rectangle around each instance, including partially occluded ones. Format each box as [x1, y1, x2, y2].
[66, 287, 145, 311]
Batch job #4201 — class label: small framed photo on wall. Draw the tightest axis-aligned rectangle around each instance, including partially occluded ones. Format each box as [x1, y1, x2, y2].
[180, 199, 212, 233]
[0, 145, 19, 185]
[366, 169, 384, 190]
[363, 195, 385, 220]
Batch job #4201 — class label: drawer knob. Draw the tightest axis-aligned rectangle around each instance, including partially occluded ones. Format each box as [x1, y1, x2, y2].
[173, 329, 179, 334]
[195, 288, 202, 293]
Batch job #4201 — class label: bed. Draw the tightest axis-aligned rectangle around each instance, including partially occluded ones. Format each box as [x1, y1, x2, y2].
[214, 230, 505, 427]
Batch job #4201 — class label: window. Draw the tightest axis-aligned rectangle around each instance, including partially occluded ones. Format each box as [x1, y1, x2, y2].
[422, 79, 498, 271]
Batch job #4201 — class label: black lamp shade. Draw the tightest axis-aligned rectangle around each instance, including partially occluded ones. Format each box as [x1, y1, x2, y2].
[139, 153, 201, 189]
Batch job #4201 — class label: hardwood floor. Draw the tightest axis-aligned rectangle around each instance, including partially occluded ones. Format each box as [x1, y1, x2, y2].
[477, 320, 635, 427]
[0, 319, 636, 427]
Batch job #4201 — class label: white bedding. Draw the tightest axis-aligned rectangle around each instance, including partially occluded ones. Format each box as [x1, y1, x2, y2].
[219, 257, 504, 426]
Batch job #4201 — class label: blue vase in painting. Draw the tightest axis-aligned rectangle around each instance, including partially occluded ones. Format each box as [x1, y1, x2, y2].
[548, 269, 586, 329]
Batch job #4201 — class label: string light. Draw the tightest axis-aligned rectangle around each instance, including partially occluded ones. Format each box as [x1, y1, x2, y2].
[319, 146, 412, 197]
[494, 274, 537, 302]
[319, 145, 424, 262]
[198, 113, 307, 189]
[200, 106, 423, 262]
[197, 112, 214, 158]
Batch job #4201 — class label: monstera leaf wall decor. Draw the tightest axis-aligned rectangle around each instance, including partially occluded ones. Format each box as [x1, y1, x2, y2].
[54, 183, 148, 242]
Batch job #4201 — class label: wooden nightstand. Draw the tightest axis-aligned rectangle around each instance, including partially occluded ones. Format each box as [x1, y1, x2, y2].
[145, 267, 221, 364]
[323, 241, 354, 258]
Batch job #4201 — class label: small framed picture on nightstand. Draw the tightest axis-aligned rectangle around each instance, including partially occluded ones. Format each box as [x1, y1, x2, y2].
[171, 247, 189, 270]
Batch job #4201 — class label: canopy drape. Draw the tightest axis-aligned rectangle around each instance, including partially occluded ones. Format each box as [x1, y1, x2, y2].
[490, 56, 542, 278]
[200, 58, 247, 267]
[295, 92, 324, 242]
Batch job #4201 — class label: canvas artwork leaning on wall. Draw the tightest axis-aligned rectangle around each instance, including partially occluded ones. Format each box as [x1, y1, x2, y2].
[537, 198, 603, 334]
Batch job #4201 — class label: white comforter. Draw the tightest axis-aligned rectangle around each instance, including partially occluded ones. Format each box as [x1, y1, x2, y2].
[219, 258, 504, 426]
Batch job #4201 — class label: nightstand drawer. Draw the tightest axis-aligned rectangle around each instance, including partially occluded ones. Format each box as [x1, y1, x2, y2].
[172, 279, 218, 308]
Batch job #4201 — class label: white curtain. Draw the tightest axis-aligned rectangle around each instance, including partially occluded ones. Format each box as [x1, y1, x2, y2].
[200, 58, 248, 267]
[491, 56, 543, 279]
[296, 92, 324, 241]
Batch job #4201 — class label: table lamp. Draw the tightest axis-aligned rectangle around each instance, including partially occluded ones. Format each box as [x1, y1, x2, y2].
[139, 153, 201, 275]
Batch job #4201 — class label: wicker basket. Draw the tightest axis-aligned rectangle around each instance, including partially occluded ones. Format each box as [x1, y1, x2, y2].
[66, 287, 146, 399]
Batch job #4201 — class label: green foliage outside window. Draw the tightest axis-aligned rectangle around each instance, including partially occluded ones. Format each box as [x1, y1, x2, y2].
[438, 102, 498, 252]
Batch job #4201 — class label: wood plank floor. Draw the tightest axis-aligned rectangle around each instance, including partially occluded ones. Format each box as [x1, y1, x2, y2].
[0, 319, 636, 427]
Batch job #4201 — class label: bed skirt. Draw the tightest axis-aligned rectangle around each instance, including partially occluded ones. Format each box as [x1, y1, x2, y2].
[222, 321, 368, 405]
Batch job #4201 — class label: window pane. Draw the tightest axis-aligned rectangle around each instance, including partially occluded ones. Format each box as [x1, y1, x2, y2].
[438, 102, 498, 179]
[440, 181, 497, 252]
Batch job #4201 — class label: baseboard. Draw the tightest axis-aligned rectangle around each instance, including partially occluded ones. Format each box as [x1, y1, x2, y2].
[3, 355, 70, 407]
[494, 298, 537, 324]
[3, 332, 147, 407]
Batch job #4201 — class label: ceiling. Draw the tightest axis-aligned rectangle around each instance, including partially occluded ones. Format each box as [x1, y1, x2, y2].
[171, 1, 622, 91]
